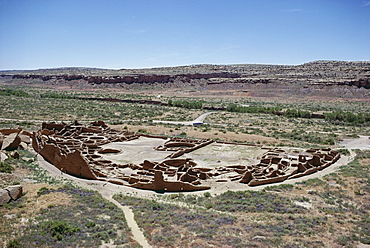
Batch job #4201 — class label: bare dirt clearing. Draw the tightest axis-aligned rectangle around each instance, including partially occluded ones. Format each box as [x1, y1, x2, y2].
[340, 135, 370, 150]
[100, 136, 265, 168]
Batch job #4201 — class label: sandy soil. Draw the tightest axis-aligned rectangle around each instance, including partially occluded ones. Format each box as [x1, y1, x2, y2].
[100, 137, 266, 168]
[339, 136, 370, 150]
[112, 124, 280, 144]
[99, 137, 173, 164]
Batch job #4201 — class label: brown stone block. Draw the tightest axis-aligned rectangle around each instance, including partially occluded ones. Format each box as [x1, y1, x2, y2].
[1, 133, 21, 151]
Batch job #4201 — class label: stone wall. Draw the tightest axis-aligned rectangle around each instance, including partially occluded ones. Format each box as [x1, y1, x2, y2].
[34, 121, 341, 192]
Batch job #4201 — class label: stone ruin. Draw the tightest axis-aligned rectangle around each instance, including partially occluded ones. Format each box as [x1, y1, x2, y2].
[32, 121, 341, 192]
[155, 137, 214, 158]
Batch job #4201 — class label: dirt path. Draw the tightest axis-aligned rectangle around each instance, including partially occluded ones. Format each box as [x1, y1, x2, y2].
[108, 197, 152, 248]
[34, 153, 153, 248]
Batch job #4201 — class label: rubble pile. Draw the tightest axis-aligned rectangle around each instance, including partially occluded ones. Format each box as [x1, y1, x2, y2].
[0, 128, 32, 161]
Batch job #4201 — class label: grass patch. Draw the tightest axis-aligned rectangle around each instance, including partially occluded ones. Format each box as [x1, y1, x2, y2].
[0, 161, 14, 173]
[297, 178, 326, 187]
[162, 190, 307, 214]
[263, 183, 294, 192]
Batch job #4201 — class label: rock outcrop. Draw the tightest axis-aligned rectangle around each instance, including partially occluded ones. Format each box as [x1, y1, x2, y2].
[0, 129, 32, 152]
[12, 71, 240, 85]
[0, 185, 23, 205]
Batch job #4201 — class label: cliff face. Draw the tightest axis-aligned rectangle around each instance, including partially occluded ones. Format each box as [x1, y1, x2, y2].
[12, 72, 240, 84]
[307, 78, 370, 89]
[2, 60, 370, 90]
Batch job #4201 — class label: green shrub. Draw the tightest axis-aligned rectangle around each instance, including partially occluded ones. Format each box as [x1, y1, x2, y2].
[0, 88, 30, 97]
[40, 220, 80, 241]
[203, 192, 211, 197]
[92, 231, 109, 242]
[336, 235, 352, 246]
[0, 161, 14, 173]
[85, 221, 96, 228]
[6, 239, 21, 248]
[337, 149, 350, 156]
[37, 187, 52, 196]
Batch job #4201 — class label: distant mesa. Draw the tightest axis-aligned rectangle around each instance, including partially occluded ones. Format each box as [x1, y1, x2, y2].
[1, 61, 369, 90]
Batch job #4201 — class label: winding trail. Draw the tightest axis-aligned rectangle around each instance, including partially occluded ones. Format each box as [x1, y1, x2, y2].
[108, 197, 151, 248]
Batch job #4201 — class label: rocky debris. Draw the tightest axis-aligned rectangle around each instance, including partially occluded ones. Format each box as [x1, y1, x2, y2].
[34, 121, 341, 192]
[252, 236, 267, 240]
[0, 189, 11, 205]
[6, 185, 23, 200]
[8, 151, 19, 159]
[1, 133, 21, 151]
[0, 129, 31, 157]
[0, 151, 8, 161]
[0, 185, 23, 205]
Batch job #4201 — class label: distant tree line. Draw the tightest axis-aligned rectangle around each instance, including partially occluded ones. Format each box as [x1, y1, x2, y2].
[168, 99, 203, 109]
[226, 103, 314, 118]
[283, 109, 312, 118]
[39, 92, 77, 99]
[2, 88, 368, 125]
[226, 103, 282, 115]
[225, 103, 369, 125]
[324, 111, 368, 124]
[0, 88, 30, 97]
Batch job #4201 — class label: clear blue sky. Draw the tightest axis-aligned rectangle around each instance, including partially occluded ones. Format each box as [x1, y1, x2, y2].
[0, 0, 369, 70]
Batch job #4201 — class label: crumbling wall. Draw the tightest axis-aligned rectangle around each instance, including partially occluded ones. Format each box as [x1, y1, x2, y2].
[34, 121, 341, 192]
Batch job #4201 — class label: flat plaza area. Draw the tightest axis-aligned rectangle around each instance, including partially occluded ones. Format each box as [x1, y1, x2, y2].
[99, 136, 266, 168]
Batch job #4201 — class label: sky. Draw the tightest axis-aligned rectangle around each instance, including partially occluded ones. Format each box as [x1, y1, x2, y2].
[0, 0, 369, 70]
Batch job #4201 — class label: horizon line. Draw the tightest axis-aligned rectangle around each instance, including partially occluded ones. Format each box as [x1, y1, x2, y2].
[1, 59, 370, 72]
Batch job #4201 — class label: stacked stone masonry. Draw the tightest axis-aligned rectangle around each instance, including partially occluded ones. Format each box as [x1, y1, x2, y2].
[33, 122, 340, 192]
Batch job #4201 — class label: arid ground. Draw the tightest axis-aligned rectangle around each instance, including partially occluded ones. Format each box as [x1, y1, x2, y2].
[1, 61, 370, 247]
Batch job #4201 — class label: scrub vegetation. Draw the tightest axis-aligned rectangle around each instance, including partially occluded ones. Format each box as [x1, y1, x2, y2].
[0, 81, 369, 247]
